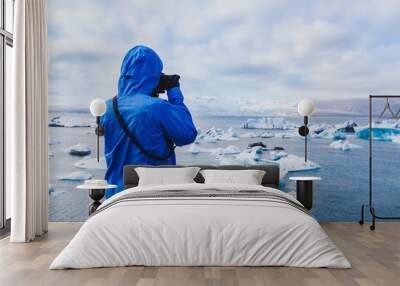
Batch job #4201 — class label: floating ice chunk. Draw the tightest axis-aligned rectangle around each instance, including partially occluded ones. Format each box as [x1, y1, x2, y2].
[240, 132, 259, 138]
[49, 114, 92, 128]
[195, 127, 219, 143]
[332, 131, 347, 141]
[389, 135, 400, 144]
[218, 149, 261, 165]
[270, 151, 287, 161]
[236, 149, 261, 162]
[58, 171, 93, 181]
[48, 185, 55, 195]
[372, 119, 400, 129]
[260, 132, 274, 138]
[74, 156, 107, 170]
[204, 136, 217, 143]
[310, 123, 336, 139]
[243, 117, 296, 130]
[275, 154, 320, 179]
[217, 126, 238, 141]
[206, 127, 223, 137]
[247, 141, 267, 149]
[68, 143, 91, 156]
[210, 147, 224, 156]
[48, 151, 55, 158]
[356, 127, 400, 141]
[336, 120, 358, 133]
[187, 144, 203, 154]
[275, 132, 296, 139]
[227, 127, 237, 135]
[196, 126, 239, 142]
[247, 146, 264, 154]
[223, 145, 241, 155]
[187, 144, 220, 154]
[330, 140, 361, 151]
[219, 133, 239, 141]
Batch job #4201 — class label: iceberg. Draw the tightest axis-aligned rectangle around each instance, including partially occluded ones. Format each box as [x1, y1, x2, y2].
[247, 142, 267, 149]
[49, 113, 93, 128]
[206, 127, 223, 137]
[240, 132, 259, 138]
[187, 144, 203, 154]
[188, 143, 226, 154]
[203, 136, 217, 143]
[336, 120, 358, 133]
[310, 124, 336, 139]
[210, 147, 225, 156]
[356, 127, 400, 141]
[248, 146, 264, 154]
[74, 156, 107, 170]
[330, 140, 361, 151]
[196, 126, 239, 143]
[389, 135, 400, 144]
[269, 151, 287, 161]
[58, 171, 93, 181]
[219, 132, 239, 141]
[187, 144, 232, 155]
[332, 131, 347, 141]
[259, 131, 274, 138]
[372, 119, 400, 129]
[218, 149, 261, 165]
[243, 117, 296, 130]
[194, 127, 218, 143]
[68, 143, 91, 156]
[222, 145, 241, 155]
[274, 154, 320, 179]
[274, 132, 296, 139]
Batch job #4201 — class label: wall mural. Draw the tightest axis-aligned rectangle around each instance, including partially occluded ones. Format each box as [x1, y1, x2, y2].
[48, 0, 400, 222]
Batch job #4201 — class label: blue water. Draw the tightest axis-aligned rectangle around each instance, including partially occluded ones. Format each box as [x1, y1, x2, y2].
[48, 114, 400, 222]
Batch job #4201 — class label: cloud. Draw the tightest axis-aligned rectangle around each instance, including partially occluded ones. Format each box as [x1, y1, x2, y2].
[48, 0, 400, 114]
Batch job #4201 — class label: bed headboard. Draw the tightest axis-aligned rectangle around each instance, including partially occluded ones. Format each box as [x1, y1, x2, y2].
[123, 164, 280, 189]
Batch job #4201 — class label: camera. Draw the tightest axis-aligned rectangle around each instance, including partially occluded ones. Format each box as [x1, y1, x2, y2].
[152, 73, 180, 96]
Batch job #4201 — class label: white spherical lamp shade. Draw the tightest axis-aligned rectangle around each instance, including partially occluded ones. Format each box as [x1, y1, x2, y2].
[297, 99, 315, 116]
[90, 99, 107, 117]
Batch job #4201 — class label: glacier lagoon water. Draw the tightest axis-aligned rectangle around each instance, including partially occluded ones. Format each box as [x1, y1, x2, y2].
[48, 113, 400, 222]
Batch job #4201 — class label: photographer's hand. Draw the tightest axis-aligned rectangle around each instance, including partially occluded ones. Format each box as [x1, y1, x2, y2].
[167, 84, 184, 105]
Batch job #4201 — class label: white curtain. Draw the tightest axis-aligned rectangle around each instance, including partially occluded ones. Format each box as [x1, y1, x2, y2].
[9, 0, 48, 242]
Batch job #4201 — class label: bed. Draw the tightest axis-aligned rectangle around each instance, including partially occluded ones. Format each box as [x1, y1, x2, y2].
[50, 165, 350, 269]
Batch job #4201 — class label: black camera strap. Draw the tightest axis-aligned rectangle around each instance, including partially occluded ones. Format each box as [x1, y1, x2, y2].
[112, 96, 175, 161]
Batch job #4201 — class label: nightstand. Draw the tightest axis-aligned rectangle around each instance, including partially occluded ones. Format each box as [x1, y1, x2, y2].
[289, 177, 321, 210]
[77, 181, 117, 215]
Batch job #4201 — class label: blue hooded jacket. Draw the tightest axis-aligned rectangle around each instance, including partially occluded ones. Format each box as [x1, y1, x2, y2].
[101, 46, 197, 198]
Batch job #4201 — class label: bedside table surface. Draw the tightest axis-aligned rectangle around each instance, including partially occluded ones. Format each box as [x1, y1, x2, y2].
[77, 184, 117, 190]
[289, 176, 321, 181]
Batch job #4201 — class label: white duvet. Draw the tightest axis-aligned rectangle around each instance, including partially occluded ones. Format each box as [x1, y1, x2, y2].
[50, 183, 350, 269]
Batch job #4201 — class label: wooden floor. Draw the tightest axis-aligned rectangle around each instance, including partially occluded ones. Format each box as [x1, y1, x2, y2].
[0, 222, 399, 286]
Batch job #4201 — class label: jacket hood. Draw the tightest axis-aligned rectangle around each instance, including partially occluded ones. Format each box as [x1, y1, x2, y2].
[118, 45, 163, 96]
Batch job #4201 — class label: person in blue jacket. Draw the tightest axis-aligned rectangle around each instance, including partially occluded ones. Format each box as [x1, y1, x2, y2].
[100, 45, 197, 198]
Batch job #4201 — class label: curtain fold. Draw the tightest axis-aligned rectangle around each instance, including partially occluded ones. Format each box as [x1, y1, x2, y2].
[10, 0, 48, 242]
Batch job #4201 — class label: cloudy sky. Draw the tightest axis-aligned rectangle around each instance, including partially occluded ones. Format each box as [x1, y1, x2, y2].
[48, 0, 400, 115]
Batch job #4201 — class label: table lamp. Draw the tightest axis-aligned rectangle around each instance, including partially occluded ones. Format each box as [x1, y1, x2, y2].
[297, 99, 315, 162]
[89, 99, 107, 162]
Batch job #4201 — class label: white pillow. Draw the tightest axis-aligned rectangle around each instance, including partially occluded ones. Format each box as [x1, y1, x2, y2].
[135, 167, 200, 186]
[200, 169, 266, 185]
